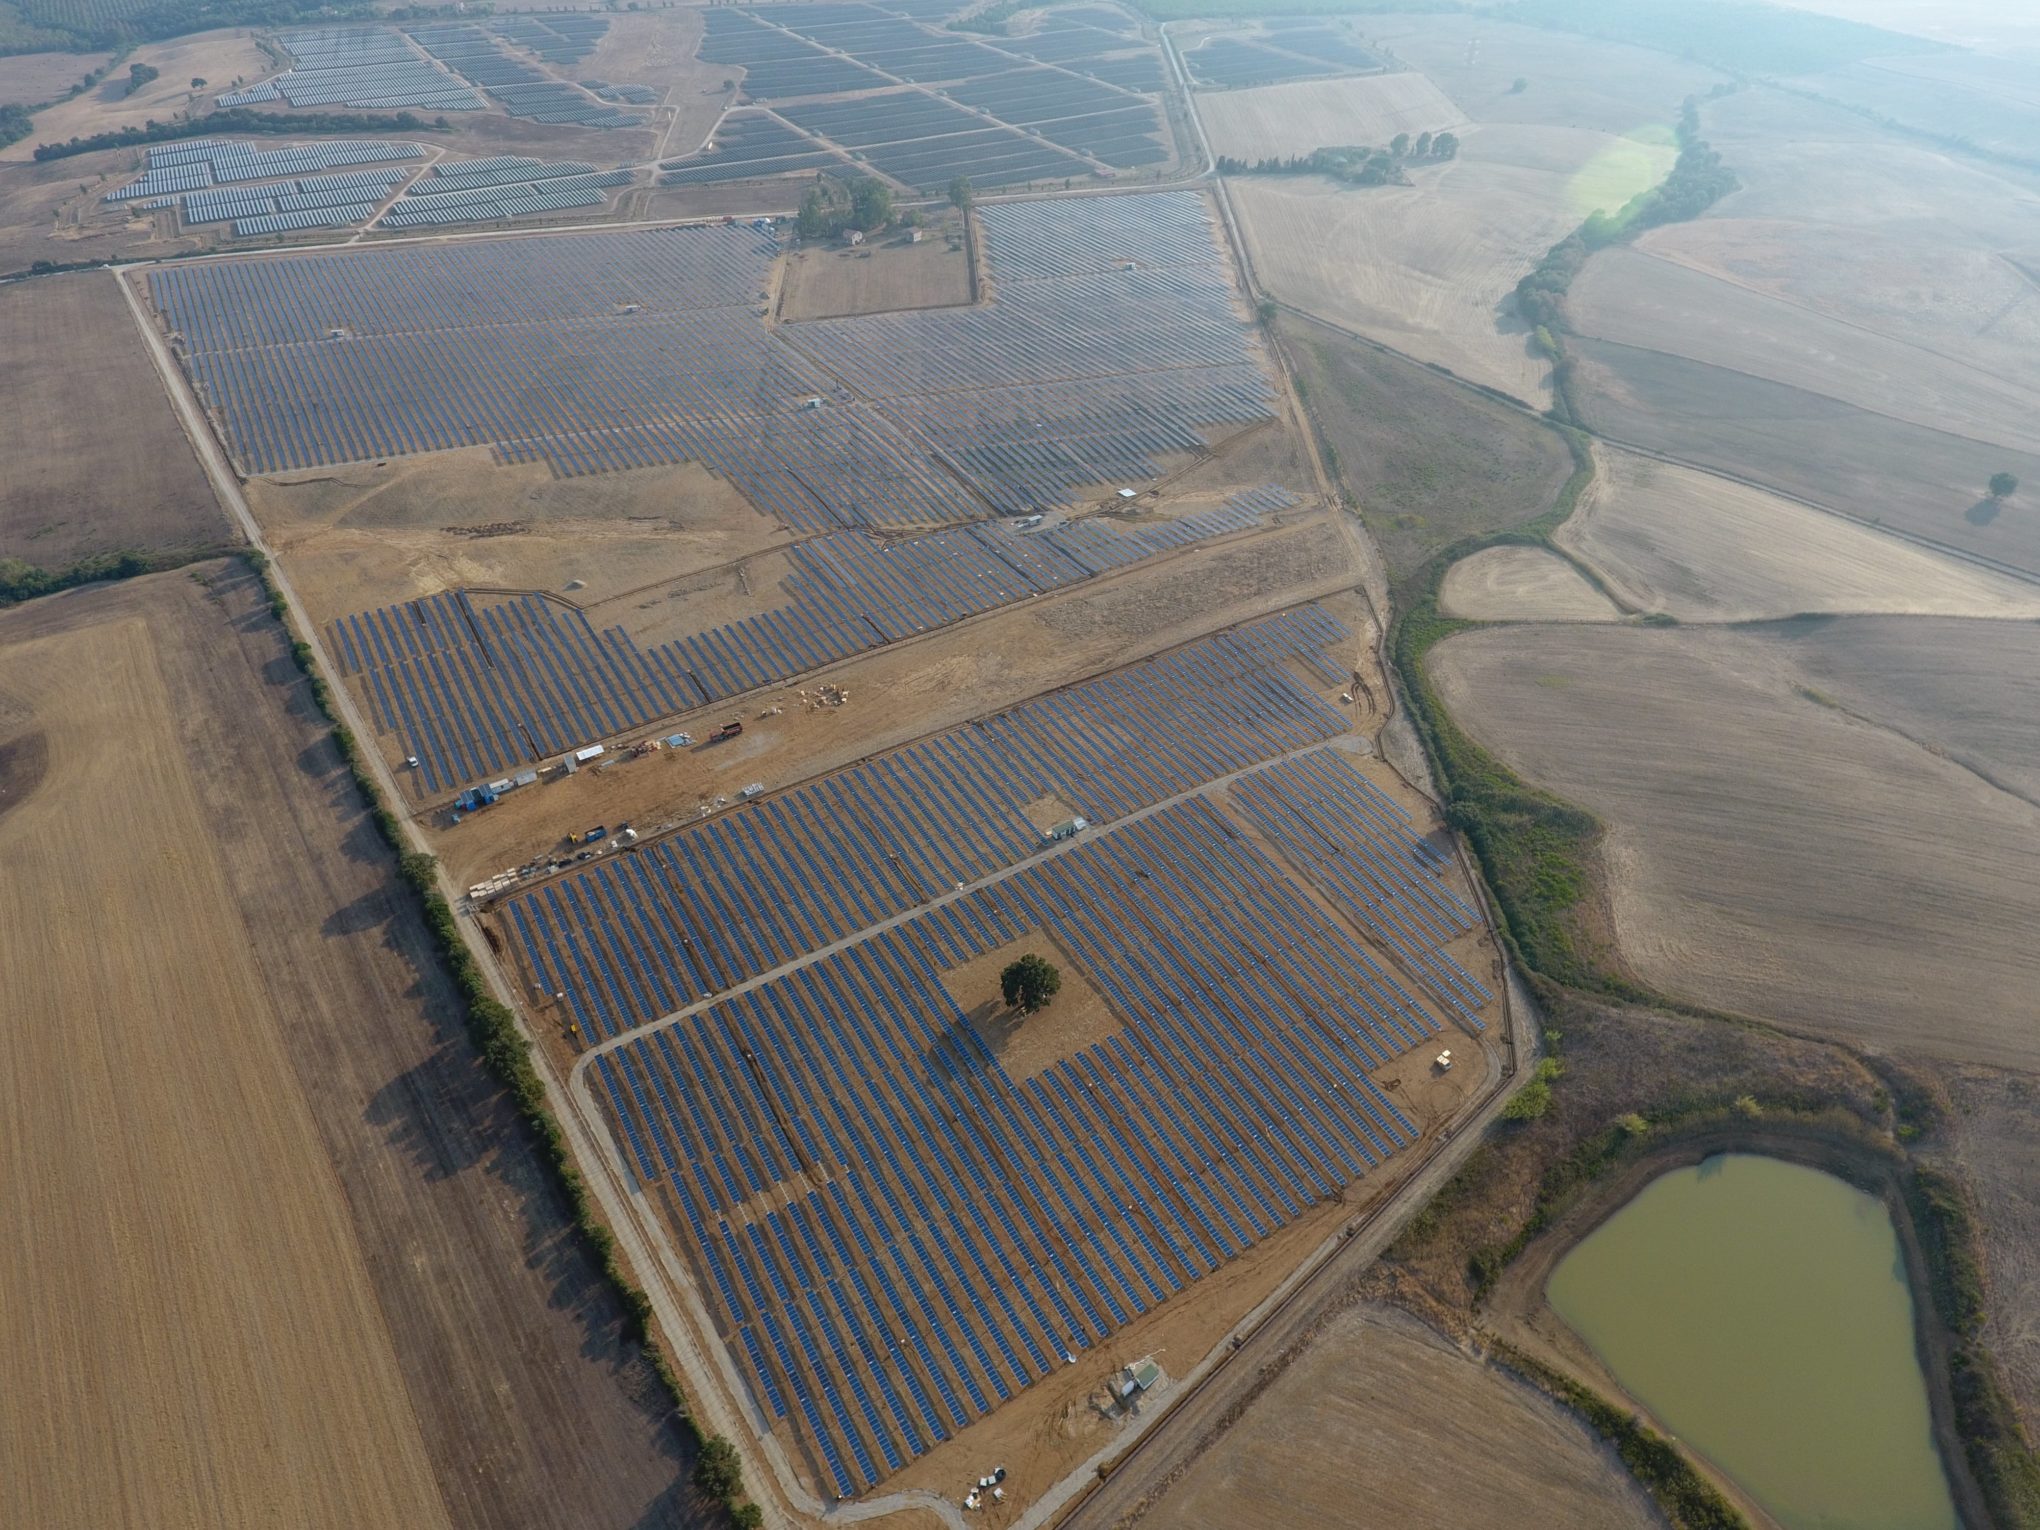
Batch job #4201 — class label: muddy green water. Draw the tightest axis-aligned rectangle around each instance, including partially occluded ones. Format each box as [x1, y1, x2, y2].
[1547, 1153, 1957, 1530]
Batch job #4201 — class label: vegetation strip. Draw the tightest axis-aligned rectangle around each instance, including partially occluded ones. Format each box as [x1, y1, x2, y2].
[0, 545, 237, 609]
[246, 551, 760, 1530]
[33, 106, 444, 161]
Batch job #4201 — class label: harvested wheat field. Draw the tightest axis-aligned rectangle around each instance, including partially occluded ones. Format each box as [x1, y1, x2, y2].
[0, 568, 707, 1529]
[1557, 444, 2040, 622]
[0, 271, 225, 565]
[1233, 123, 1664, 405]
[1765, 615, 2040, 809]
[0, 589, 448, 1528]
[1569, 246, 2040, 457]
[1197, 72, 1465, 162]
[1568, 337, 2040, 578]
[1427, 622, 2040, 1069]
[1632, 219, 2040, 399]
[1439, 545, 1619, 622]
[1146, 1302, 1659, 1530]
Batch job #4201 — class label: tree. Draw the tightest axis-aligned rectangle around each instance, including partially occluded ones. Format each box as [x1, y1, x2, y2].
[127, 62, 160, 96]
[1389, 131, 1409, 158]
[1432, 130, 1459, 160]
[849, 176, 892, 231]
[1000, 953, 1061, 1013]
[796, 183, 835, 239]
[1510, 76, 1528, 93]
[1989, 471, 2019, 500]
[948, 173, 973, 210]
[190, 76, 206, 89]
[1412, 130, 1432, 158]
[695, 1436, 744, 1499]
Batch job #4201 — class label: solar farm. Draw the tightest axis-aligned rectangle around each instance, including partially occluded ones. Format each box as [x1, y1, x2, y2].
[91, 31, 1513, 1507]
[660, 0, 1172, 192]
[1182, 24, 1386, 90]
[107, 140, 638, 238]
[218, 19, 641, 128]
[149, 189, 1269, 499]
[485, 605, 1496, 1495]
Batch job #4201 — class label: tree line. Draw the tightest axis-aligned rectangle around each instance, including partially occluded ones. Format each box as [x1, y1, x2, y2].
[34, 107, 442, 161]
[1516, 93, 1738, 412]
[795, 174, 895, 239]
[1216, 130, 1460, 187]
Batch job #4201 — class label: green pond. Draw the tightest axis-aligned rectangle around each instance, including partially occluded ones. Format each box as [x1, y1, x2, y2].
[1547, 1153, 1958, 1530]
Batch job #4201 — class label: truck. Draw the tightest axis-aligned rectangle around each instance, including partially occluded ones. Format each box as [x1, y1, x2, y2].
[710, 720, 745, 743]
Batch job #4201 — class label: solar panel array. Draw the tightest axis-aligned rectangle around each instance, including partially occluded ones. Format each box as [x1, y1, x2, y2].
[779, 90, 1096, 192]
[658, 112, 861, 188]
[1230, 753, 1492, 1029]
[494, 13, 609, 65]
[380, 158, 634, 228]
[152, 192, 1274, 526]
[494, 607, 1472, 1493]
[327, 484, 1294, 792]
[106, 140, 422, 202]
[663, 1, 1169, 188]
[216, 27, 483, 111]
[1186, 36, 1341, 89]
[412, 21, 642, 127]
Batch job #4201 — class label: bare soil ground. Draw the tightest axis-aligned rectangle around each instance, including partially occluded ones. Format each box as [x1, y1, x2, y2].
[1554, 443, 2040, 622]
[1360, 13, 1728, 135]
[1197, 72, 1466, 162]
[1568, 335, 2040, 578]
[0, 574, 448, 1529]
[1277, 312, 1573, 579]
[1439, 544, 1620, 622]
[1426, 622, 2040, 1070]
[0, 29, 272, 162]
[1936, 1065, 2040, 1437]
[1569, 245, 2040, 457]
[0, 49, 106, 105]
[0, 270, 227, 565]
[576, 7, 730, 161]
[777, 227, 971, 321]
[943, 930, 1121, 1083]
[0, 565, 710, 1528]
[247, 450, 787, 633]
[1146, 1301, 1661, 1530]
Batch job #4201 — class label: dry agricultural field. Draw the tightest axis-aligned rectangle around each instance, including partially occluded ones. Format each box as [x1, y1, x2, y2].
[0, 30, 274, 163]
[1197, 72, 1465, 163]
[0, 270, 226, 565]
[1552, 443, 2040, 623]
[1147, 1302, 1659, 1530]
[0, 568, 707, 1528]
[1438, 544, 1619, 623]
[1427, 621, 2040, 1071]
